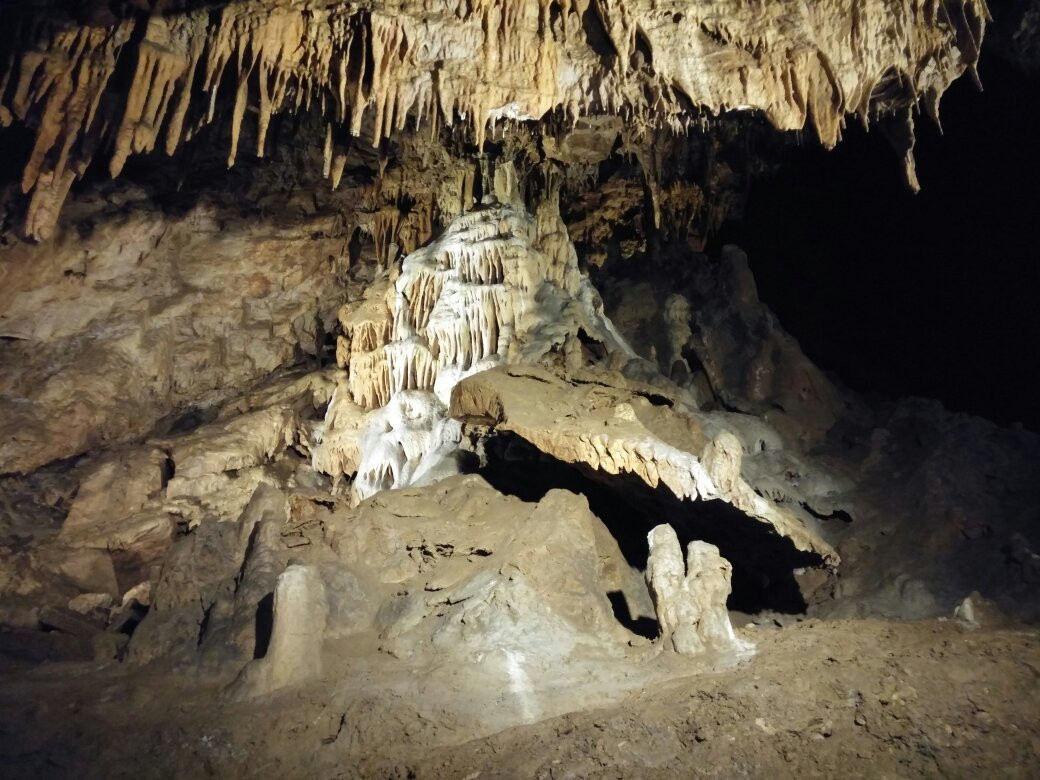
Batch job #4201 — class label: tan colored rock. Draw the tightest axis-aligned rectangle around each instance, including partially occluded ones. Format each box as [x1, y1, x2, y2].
[954, 591, 1009, 630]
[333, 474, 644, 655]
[451, 365, 837, 564]
[60, 449, 168, 540]
[67, 592, 115, 618]
[32, 546, 119, 597]
[0, 206, 350, 474]
[646, 525, 751, 657]
[165, 405, 297, 481]
[229, 564, 329, 699]
[128, 512, 252, 665]
[54, 449, 176, 589]
[309, 377, 369, 481]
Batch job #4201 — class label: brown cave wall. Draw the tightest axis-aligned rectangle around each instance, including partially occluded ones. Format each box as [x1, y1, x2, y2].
[0, 116, 479, 474]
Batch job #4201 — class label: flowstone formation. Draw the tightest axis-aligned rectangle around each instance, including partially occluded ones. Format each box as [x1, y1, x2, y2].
[312, 192, 634, 502]
[304, 191, 838, 660]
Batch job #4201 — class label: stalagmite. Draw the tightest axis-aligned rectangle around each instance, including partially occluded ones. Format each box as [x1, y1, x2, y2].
[229, 564, 329, 699]
[646, 525, 752, 657]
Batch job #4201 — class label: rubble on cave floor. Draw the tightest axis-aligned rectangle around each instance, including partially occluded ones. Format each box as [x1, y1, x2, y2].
[2, 614, 1038, 777]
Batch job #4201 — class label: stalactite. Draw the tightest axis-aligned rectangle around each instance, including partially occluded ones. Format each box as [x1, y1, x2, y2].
[0, 0, 990, 239]
[110, 14, 207, 178]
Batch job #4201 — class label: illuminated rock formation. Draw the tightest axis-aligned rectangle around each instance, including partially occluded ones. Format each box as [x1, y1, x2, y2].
[7, 6, 1040, 777]
[646, 525, 752, 656]
[313, 196, 633, 502]
[0, 0, 988, 238]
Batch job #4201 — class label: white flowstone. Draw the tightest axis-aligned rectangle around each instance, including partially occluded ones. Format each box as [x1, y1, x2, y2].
[316, 199, 634, 502]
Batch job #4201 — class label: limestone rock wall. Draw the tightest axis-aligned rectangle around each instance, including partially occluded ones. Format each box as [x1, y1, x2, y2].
[0, 199, 349, 474]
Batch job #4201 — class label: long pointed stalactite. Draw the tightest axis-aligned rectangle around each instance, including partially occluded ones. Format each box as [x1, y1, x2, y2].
[1, 0, 988, 240]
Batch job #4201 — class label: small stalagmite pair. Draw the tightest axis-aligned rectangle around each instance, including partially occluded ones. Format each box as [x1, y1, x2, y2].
[646, 524, 754, 657]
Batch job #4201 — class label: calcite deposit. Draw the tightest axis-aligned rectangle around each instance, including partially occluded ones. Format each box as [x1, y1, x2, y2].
[313, 196, 633, 501]
[646, 525, 752, 657]
[1, 0, 987, 239]
[2, 1, 1039, 777]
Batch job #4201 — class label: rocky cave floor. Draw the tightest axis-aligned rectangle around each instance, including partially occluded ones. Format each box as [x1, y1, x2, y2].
[2, 617, 1038, 777]
[0, 339, 1037, 777]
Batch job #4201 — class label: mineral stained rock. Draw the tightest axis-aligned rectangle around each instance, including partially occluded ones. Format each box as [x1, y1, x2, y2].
[4, 4, 1040, 776]
[0, 206, 350, 475]
[310, 196, 836, 570]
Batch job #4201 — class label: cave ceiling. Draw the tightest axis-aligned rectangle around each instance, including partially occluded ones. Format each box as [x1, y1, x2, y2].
[0, 0, 989, 240]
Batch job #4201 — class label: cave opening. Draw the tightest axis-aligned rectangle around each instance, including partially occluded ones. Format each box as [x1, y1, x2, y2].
[714, 53, 1040, 431]
[479, 432, 821, 619]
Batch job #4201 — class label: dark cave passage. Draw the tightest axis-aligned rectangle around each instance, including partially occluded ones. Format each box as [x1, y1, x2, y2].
[605, 590, 658, 639]
[714, 53, 1040, 431]
[479, 432, 821, 617]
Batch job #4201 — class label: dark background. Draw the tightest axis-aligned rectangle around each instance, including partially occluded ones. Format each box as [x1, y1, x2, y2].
[716, 52, 1040, 431]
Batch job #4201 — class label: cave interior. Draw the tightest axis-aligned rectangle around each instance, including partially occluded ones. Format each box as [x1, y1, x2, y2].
[0, 1, 1039, 776]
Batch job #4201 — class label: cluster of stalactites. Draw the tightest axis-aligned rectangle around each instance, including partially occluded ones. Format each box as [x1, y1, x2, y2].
[339, 202, 560, 413]
[1, 0, 988, 238]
